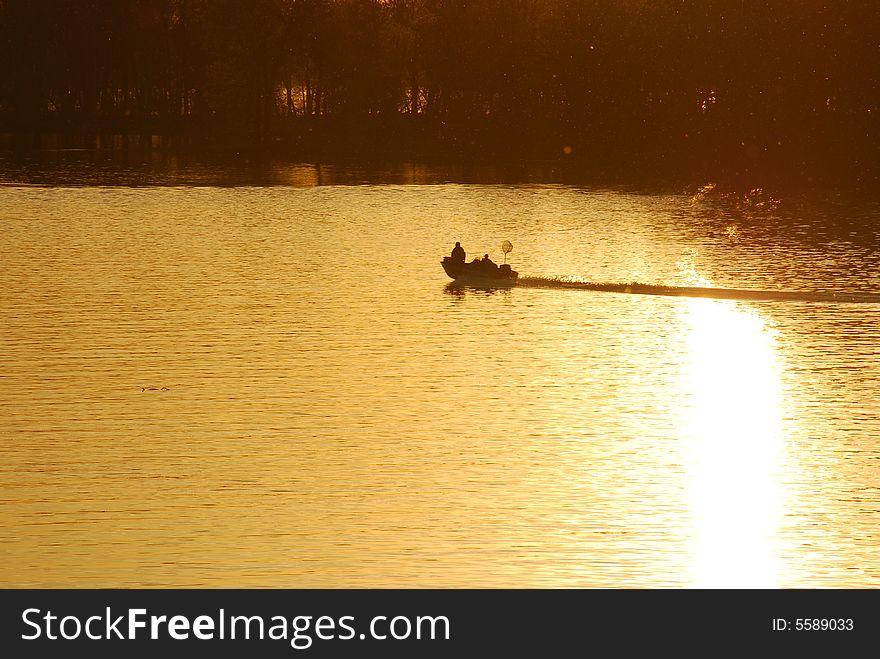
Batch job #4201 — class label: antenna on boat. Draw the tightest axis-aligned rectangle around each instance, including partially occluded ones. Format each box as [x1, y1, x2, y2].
[501, 240, 513, 264]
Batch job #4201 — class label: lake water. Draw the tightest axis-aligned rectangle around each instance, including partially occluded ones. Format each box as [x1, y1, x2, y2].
[1, 157, 879, 587]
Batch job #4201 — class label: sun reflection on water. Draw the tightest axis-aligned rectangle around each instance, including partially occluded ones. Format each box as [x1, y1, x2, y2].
[681, 298, 785, 588]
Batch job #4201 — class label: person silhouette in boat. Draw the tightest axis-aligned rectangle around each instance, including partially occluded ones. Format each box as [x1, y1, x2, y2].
[451, 241, 466, 264]
[481, 253, 498, 274]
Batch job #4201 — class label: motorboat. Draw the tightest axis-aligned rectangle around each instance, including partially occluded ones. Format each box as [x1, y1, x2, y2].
[441, 256, 518, 287]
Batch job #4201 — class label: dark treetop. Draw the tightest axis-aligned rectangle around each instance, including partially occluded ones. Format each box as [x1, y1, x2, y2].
[1, 1, 878, 185]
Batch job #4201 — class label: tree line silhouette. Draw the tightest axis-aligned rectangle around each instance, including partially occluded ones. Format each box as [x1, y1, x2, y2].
[1, 0, 878, 181]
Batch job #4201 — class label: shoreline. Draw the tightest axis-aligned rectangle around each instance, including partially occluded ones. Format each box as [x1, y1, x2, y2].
[1, 136, 878, 193]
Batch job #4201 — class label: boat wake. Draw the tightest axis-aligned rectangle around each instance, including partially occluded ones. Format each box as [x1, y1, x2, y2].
[516, 277, 880, 304]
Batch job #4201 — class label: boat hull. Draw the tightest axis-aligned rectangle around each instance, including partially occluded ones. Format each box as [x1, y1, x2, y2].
[449, 273, 518, 288]
[441, 257, 518, 287]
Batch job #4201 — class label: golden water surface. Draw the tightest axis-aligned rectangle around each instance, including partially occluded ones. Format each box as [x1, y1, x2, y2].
[2, 169, 879, 587]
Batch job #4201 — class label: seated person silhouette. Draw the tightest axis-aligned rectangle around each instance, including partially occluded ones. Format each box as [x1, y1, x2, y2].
[451, 242, 466, 264]
[481, 253, 497, 273]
